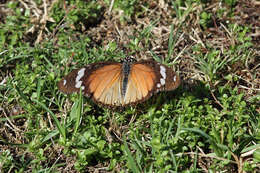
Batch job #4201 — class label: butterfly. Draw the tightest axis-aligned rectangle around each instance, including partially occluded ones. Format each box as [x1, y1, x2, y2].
[58, 57, 181, 107]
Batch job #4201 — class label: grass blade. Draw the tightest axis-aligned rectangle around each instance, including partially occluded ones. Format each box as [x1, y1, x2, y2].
[72, 89, 83, 137]
[123, 136, 140, 173]
[32, 98, 66, 139]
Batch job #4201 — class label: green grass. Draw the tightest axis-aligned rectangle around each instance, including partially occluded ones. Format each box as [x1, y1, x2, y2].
[0, 0, 259, 172]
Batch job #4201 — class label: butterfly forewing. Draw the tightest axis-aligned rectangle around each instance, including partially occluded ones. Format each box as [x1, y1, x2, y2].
[58, 68, 83, 94]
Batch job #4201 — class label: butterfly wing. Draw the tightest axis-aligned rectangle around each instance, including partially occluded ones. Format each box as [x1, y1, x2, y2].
[123, 60, 181, 104]
[123, 64, 156, 104]
[58, 68, 83, 94]
[85, 64, 124, 106]
[58, 62, 125, 106]
[137, 60, 180, 91]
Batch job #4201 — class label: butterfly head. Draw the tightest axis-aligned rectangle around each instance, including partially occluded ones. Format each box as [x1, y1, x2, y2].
[121, 56, 137, 64]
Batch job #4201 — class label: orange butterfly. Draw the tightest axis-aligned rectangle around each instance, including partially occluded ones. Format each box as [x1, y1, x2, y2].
[58, 57, 180, 107]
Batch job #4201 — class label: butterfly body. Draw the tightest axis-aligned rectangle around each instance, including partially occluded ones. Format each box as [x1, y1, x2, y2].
[58, 57, 180, 107]
[122, 58, 134, 97]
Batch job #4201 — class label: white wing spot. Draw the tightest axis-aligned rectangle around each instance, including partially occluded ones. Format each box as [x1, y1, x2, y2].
[76, 68, 86, 83]
[160, 78, 165, 85]
[173, 75, 177, 82]
[63, 79, 67, 86]
[160, 66, 166, 79]
[81, 86, 85, 90]
[75, 81, 82, 88]
[157, 83, 161, 88]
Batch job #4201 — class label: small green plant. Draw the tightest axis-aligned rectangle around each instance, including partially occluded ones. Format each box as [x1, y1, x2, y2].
[200, 11, 212, 29]
[0, 1, 30, 49]
[224, 0, 237, 7]
[51, 0, 104, 31]
[0, 150, 14, 172]
[171, 0, 194, 26]
[111, 0, 139, 22]
[194, 49, 228, 82]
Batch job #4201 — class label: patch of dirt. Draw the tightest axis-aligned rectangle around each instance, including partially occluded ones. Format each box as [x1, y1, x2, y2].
[235, 0, 260, 45]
